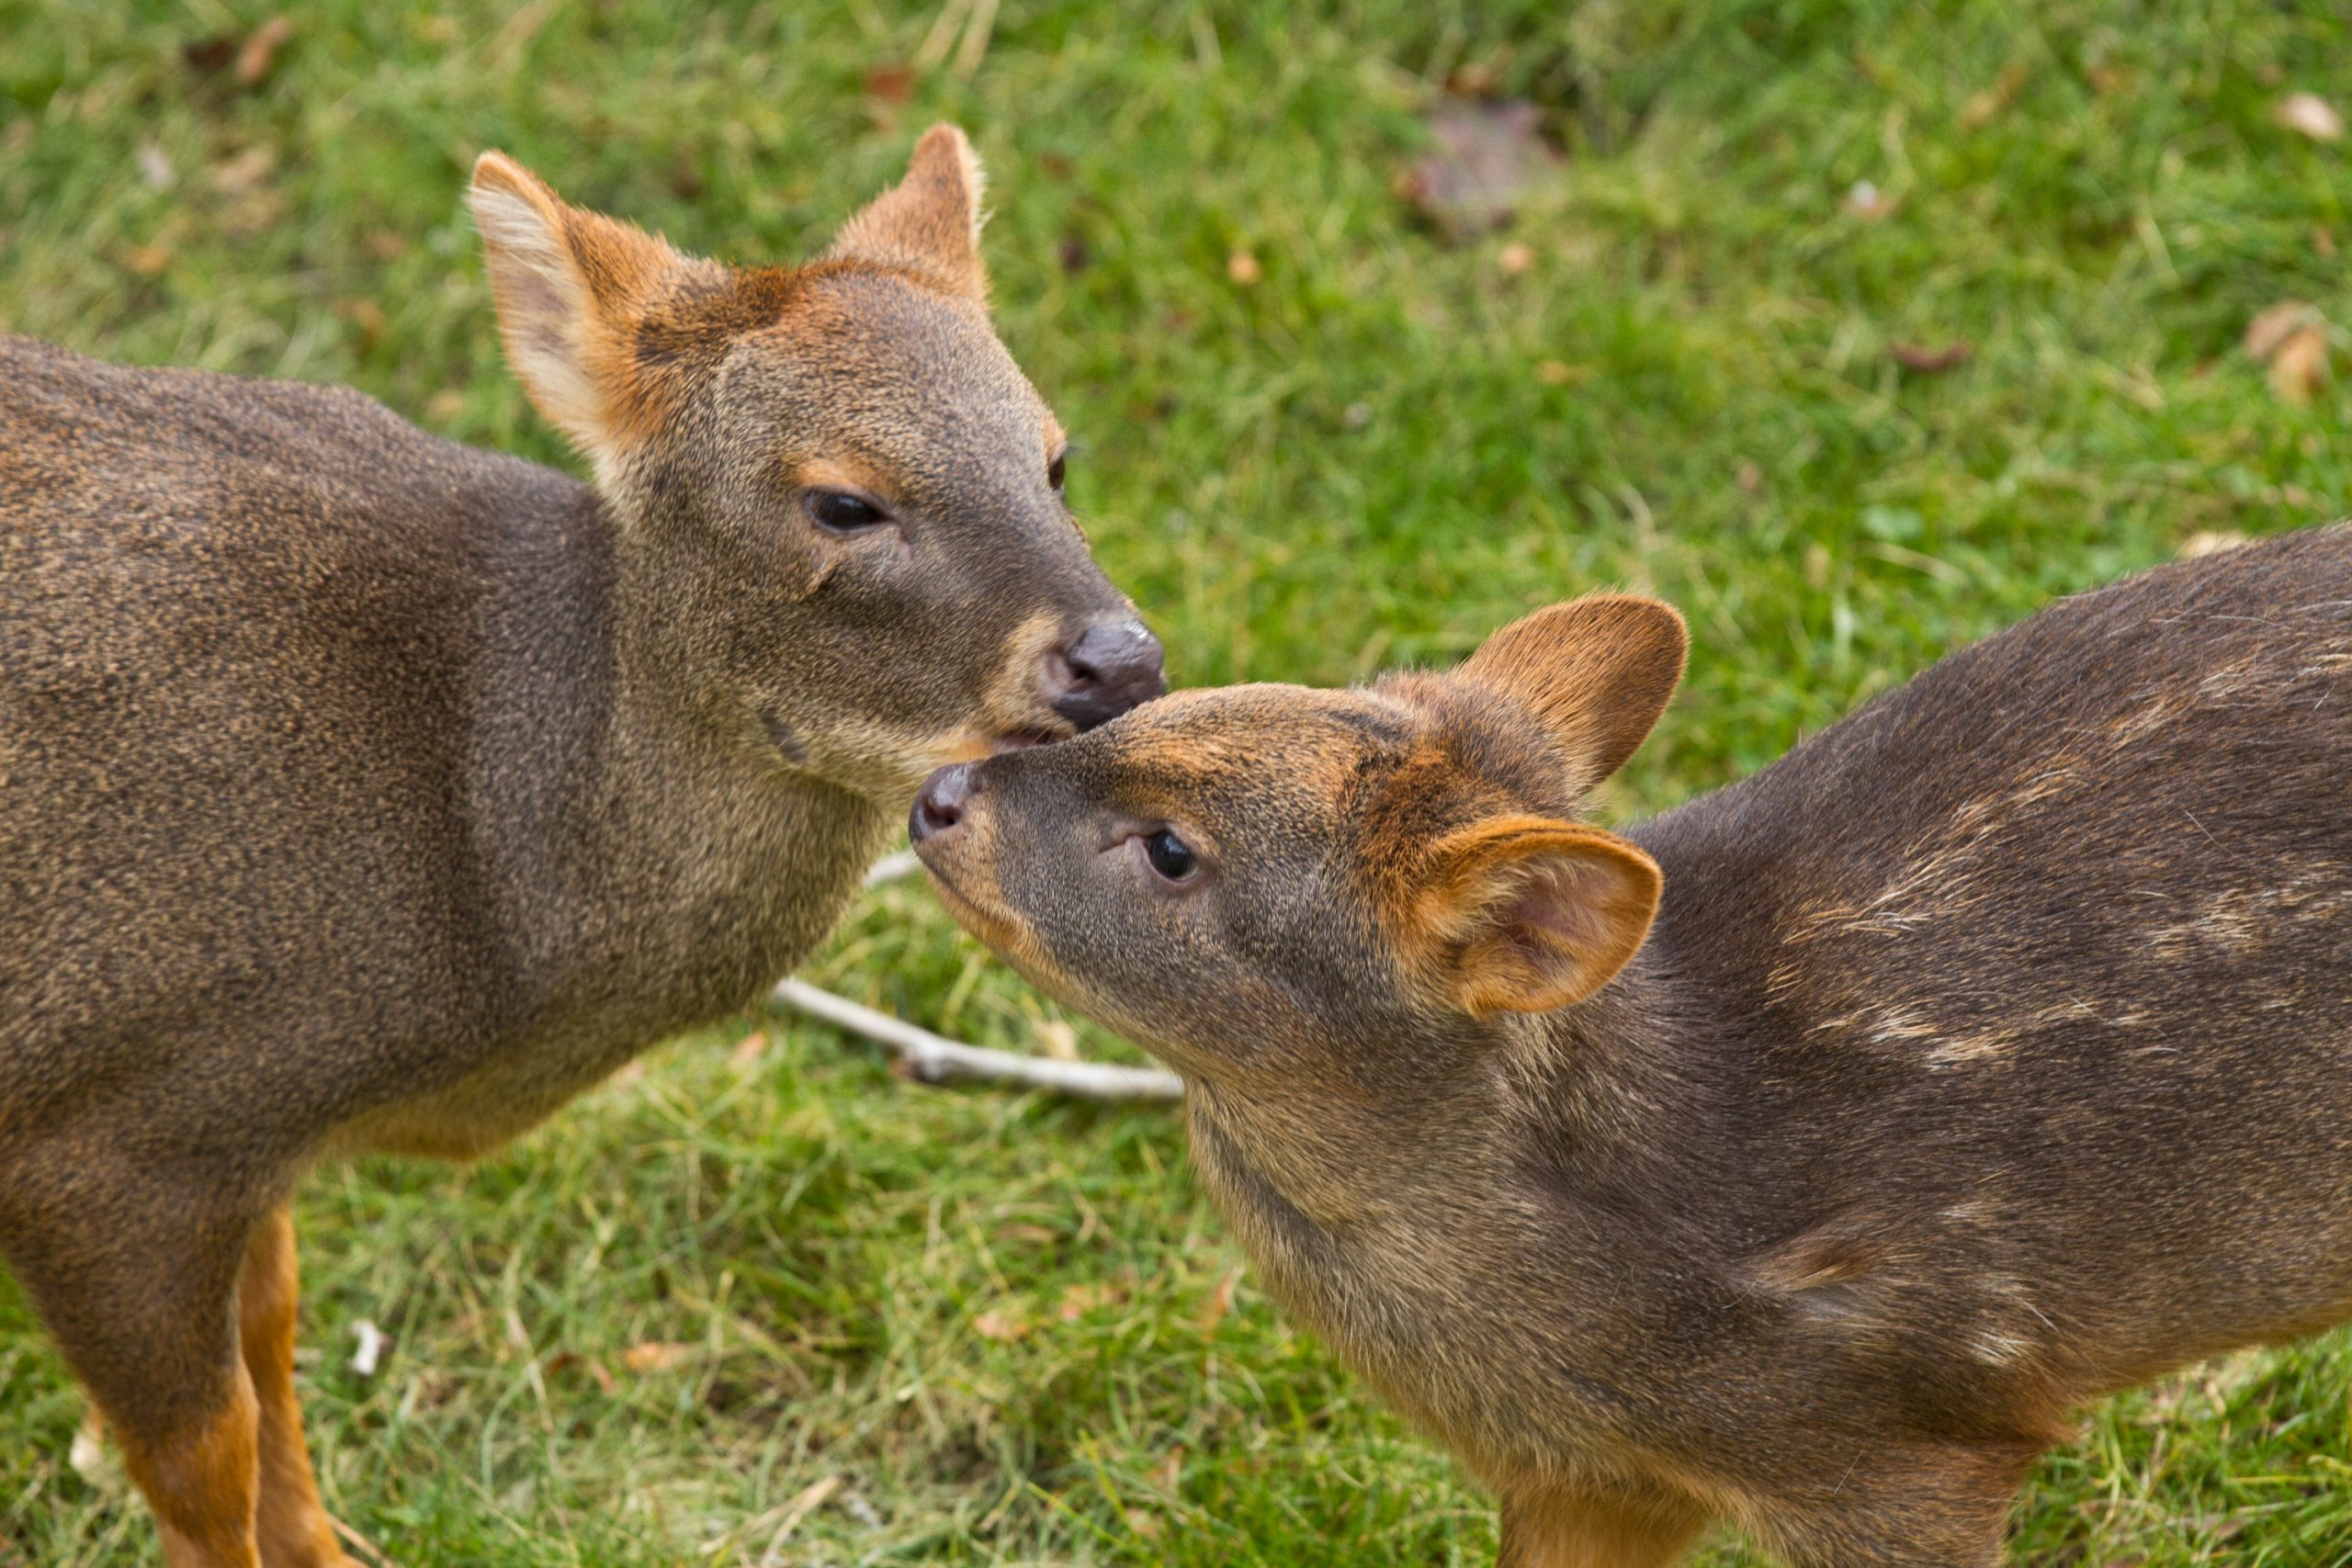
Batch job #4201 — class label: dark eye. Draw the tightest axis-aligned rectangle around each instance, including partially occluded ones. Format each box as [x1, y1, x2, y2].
[1047, 453, 1067, 493]
[1143, 827, 1197, 883]
[808, 490, 886, 532]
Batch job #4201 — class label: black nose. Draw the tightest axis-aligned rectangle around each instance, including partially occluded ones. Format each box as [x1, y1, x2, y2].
[910, 762, 978, 842]
[1046, 620, 1166, 731]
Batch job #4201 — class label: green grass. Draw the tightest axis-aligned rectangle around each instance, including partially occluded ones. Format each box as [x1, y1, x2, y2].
[4, 0, 2351, 1562]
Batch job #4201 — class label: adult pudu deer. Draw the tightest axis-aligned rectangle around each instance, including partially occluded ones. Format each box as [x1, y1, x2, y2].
[0, 126, 1159, 1566]
[912, 525, 2352, 1565]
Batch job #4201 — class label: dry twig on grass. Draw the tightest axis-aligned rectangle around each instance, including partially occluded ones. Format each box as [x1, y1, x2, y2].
[772, 979, 1182, 1103]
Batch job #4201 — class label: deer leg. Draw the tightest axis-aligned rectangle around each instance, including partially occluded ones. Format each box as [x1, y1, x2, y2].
[238, 1205, 356, 1568]
[3, 1188, 266, 1568]
[1498, 1485, 1708, 1568]
[1759, 1444, 2030, 1568]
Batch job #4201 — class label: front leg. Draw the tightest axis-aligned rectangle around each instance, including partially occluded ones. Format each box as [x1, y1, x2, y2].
[1756, 1442, 2033, 1568]
[1499, 1486, 1707, 1568]
[1, 1165, 266, 1568]
[239, 1206, 356, 1568]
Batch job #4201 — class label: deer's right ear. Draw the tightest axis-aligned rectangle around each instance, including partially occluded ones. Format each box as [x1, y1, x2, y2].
[1396, 815, 1661, 1016]
[826, 124, 990, 303]
[469, 152, 690, 473]
[1458, 593, 1689, 794]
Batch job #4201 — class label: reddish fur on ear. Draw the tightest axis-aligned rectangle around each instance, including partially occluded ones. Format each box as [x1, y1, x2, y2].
[1459, 593, 1689, 793]
[1406, 815, 1661, 1015]
[827, 124, 989, 302]
[469, 152, 699, 473]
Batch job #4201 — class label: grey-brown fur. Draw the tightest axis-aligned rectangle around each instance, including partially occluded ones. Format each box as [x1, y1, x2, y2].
[0, 126, 1156, 1566]
[914, 524, 2352, 1566]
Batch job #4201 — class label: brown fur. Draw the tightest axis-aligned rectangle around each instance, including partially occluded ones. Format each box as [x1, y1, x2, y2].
[916, 525, 2352, 1564]
[0, 126, 1157, 1563]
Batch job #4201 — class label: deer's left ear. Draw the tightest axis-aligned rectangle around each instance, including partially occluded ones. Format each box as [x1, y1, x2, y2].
[1400, 815, 1661, 1015]
[827, 123, 989, 303]
[1458, 593, 1688, 795]
[469, 152, 700, 474]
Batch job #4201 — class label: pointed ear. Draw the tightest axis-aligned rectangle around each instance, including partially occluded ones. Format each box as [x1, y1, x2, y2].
[827, 124, 989, 302]
[469, 152, 695, 469]
[1402, 816, 1660, 1016]
[1459, 594, 1689, 794]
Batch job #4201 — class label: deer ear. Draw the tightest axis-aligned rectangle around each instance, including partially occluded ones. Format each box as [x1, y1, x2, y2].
[1459, 594, 1688, 794]
[827, 123, 989, 302]
[469, 152, 692, 472]
[1401, 816, 1660, 1016]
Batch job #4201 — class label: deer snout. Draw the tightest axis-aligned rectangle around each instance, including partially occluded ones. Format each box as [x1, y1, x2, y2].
[1044, 621, 1165, 731]
[910, 761, 979, 842]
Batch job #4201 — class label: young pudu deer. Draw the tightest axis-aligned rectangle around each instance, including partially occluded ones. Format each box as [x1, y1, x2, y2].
[0, 126, 1159, 1567]
[912, 524, 2352, 1566]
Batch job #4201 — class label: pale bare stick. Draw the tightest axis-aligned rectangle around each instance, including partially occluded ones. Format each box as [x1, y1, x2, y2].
[772, 978, 1182, 1103]
[863, 849, 922, 887]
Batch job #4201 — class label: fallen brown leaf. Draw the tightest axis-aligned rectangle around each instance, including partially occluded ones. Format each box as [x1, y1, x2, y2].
[2243, 299, 2335, 403]
[2274, 92, 2345, 142]
[1958, 62, 2027, 130]
[2268, 325, 2330, 404]
[1891, 340, 1973, 374]
[334, 299, 387, 354]
[209, 146, 276, 194]
[1497, 240, 1534, 276]
[235, 17, 293, 88]
[1736, 460, 1764, 495]
[121, 243, 173, 277]
[548, 1350, 619, 1393]
[621, 1340, 690, 1373]
[182, 35, 237, 73]
[221, 189, 287, 239]
[1443, 57, 1506, 99]
[1149, 1446, 1184, 1493]
[1397, 98, 1561, 238]
[865, 63, 916, 105]
[1226, 249, 1261, 286]
[728, 1029, 769, 1069]
[1058, 1281, 1111, 1321]
[1196, 1266, 1242, 1330]
[973, 1307, 1032, 1343]
[2245, 299, 2321, 360]
[424, 389, 466, 424]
